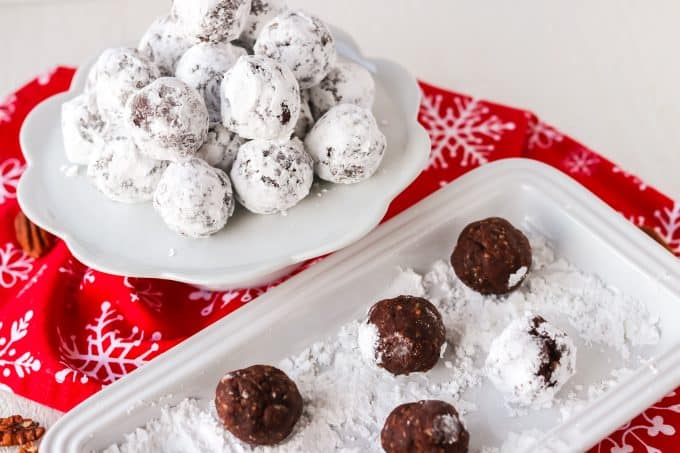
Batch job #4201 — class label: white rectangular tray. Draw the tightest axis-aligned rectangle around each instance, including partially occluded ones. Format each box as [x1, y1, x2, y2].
[41, 159, 680, 452]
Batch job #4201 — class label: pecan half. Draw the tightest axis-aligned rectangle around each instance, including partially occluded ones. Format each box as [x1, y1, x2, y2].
[0, 415, 45, 446]
[19, 441, 39, 453]
[639, 225, 674, 253]
[14, 211, 56, 259]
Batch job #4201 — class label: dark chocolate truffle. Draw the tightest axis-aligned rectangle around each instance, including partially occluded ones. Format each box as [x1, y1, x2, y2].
[451, 217, 532, 295]
[215, 365, 303, 446]
[359, 296, 446, 376]
[381, 400, 470, 453]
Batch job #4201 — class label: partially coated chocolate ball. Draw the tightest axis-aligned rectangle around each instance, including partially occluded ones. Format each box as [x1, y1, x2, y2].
[359, 296, 446, 376]
[451, 217, 532, 295]
[215, 365, 303, 446]
[381, 400, 470, 453]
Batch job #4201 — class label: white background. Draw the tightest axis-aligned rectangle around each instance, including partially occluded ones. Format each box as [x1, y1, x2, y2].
[1, 0, 679, 434]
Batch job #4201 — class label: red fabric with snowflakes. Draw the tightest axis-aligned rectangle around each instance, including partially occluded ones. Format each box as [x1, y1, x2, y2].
[0, 69, 679, 452]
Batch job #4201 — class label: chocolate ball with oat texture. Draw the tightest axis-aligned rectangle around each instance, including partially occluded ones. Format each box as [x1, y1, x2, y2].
[173, 0, 252, 44]
[309, 60, 375, 119]
[215, 365, 303, 446]
[451, 217, 532, 295]
[254, 10, 336, 89]
[358, 296, 446, 376]
[486, 313, 576, 407]
[221, 55, 301, 140]
[61, 93, 106, 165]
[304, 104, 386, 184]
[125, 77, 209, 161]
[196, 124, 246, 172]
[93, 47, 160, 123]
[381, 400, 470, 453]
[230, 137, 314, 215]
[153, 158, 235, 238]
[175, 42, 247, 124]
[87, 136, 168, 204]
[240, 0, 288, 47]
[138, 15, 193, 76]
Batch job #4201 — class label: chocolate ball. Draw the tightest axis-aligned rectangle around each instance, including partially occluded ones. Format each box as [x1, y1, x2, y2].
[215, 365, 303, 446]
[451, 217, 532, 295]
[381, 400, 470, 453]
[359, 296, 446, 376]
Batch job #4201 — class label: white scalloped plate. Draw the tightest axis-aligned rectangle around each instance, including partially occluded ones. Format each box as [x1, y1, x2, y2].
[17, 27, 430, 289]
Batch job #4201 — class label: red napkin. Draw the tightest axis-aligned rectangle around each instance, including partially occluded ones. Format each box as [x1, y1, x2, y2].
[1, 68, 678, 452]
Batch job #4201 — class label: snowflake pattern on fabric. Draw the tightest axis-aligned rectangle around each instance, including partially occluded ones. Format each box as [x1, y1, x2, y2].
[124, 277, 164, 312]
[598, 392, 680, 453]
[56, 301, 162, 385]
[0, 158, 24, 204]
[0, 310, 41, 379]
[193, 287, 266, 317]
[0, 243, 34, 289]
[563, 149, 601, 176]
[654, 202, 680, 253]
[613, 166, 648, 192]
[526, 115, 564, 150]
[54, 364, 90, 385]
[420, 92, 516, 169]
[37, 68, 58, 86]
[0, 94, 17, 124]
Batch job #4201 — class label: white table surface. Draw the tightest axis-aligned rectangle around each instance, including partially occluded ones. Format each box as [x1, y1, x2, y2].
[1, 0, 679, 443]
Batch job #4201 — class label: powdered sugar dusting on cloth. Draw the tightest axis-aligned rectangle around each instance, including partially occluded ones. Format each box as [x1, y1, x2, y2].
[103, 237, 660, 452]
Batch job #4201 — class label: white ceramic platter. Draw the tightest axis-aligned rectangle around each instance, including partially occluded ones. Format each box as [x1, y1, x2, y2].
[17, 27, 430, 289]
[40, 159, 680, 452]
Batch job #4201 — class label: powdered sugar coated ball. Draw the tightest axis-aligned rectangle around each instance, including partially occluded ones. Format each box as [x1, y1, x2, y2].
[84, 64, 99, 93]
[304, 104, 386, 184]
[230, 138, 313, 214]
[240, 0, 288, 47]
[221, 55, 300, 140]
[153, 158, 235, 238]
[294, 90, 314, 139]
[309, 60, 375, 118]
[254, 10, 336, 89]
[125, 77, 209, 161]
[138, 15, 193, 76]
[175, 42, 247, 124]
[62, 93, 106, 165]
[94, 48, 160, 123]
[486, 314, 576, 407]
[196, 124, 246, 172]
[87, 137, 168, 203]
[173, 0, 252, 44]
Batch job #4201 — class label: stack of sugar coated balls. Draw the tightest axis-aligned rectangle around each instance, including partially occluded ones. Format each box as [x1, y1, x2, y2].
[61, 0, 385, 238]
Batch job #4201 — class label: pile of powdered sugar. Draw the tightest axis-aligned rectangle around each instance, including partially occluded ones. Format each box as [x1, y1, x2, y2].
[103, 237, 660, 453]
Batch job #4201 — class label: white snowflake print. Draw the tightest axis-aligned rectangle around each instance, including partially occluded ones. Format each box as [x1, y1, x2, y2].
[0, 383, 13, 393]
[613, 166, 648, 191]
[193, 285, 275, 317]
[0, 243, 34, 289]
[526, 115, 564, 150]
[654, 202, 680, 253]
[37, 68, 57, 86]
[563, 149, 601, 176]
[58, 259, 95, 295]
[0, 310, 41, 379]
[54, 364, 90, 385]
[0, 94, 17, 124]
[0, 158, 25, 204]
[57, 301, 162, 385]
[124, 277, 164, 312]
[597, 391, 680, 453]
[420, 93, 516, 170]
